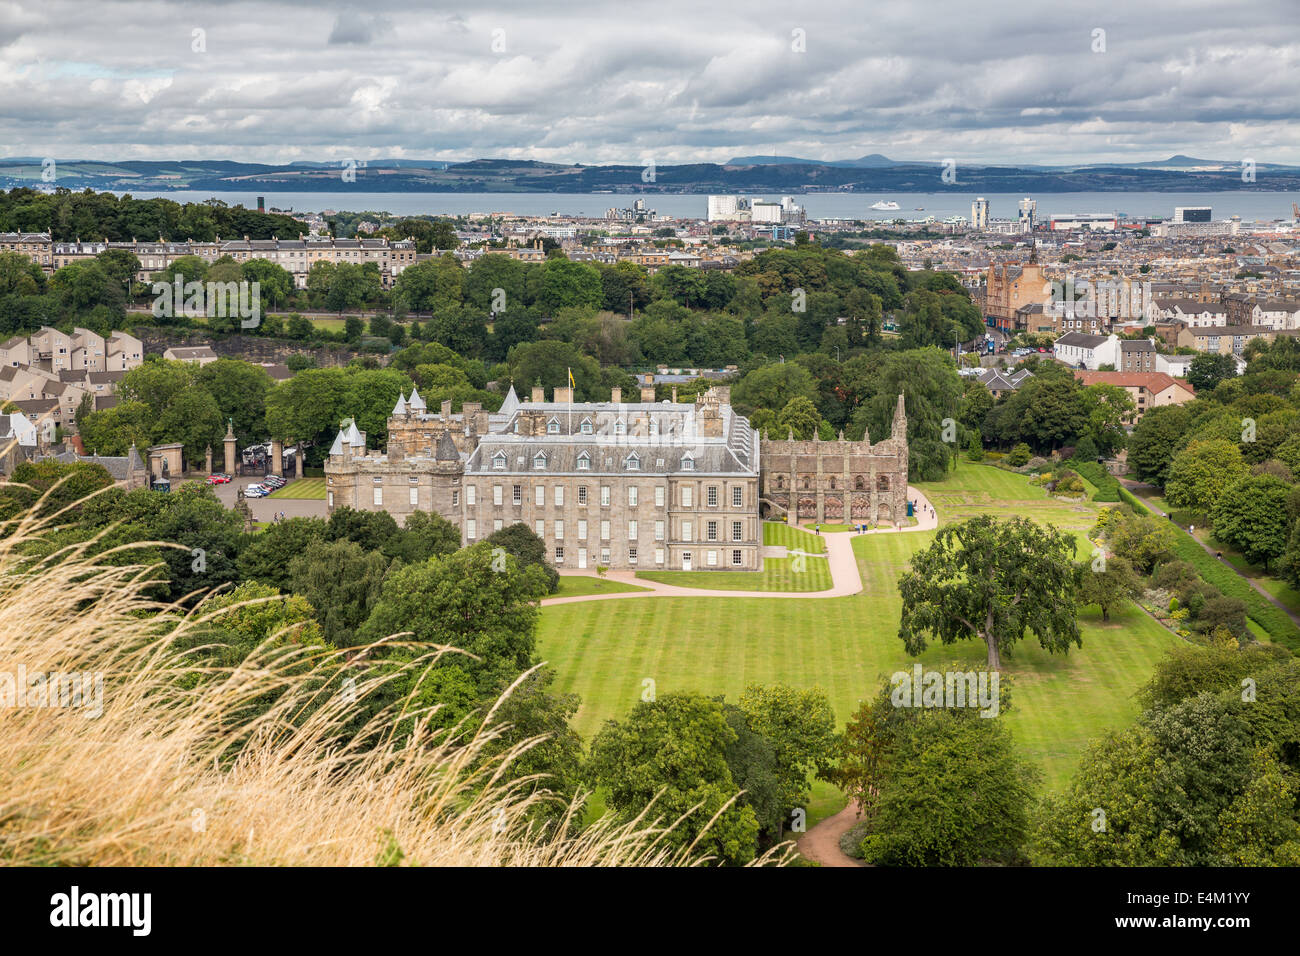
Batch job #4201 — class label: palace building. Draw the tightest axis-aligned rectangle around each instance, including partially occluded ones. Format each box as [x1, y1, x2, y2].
[323, 383, 909, 572]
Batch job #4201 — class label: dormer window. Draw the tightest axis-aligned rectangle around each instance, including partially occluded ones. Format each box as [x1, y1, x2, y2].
[533, 452, 547, 470]
[580, 418, 593, 435]
[547, 417, 561, 434]
[624, 452, 640, 471]
[492, 451, 507, 470]
[577, 451, 591, 471]
[681, 455, 695, 471]
[614, 422, 626, 434]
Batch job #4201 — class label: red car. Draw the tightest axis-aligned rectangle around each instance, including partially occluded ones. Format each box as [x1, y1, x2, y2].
[205, 474, 231, 485]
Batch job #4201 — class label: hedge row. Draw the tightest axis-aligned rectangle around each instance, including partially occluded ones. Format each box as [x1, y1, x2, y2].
[1118, 487, 1300, 648]
[1068, 459, 1122, 502]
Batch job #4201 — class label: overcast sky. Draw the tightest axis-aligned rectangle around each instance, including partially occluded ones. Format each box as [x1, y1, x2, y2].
[2, 0, 1297, 166]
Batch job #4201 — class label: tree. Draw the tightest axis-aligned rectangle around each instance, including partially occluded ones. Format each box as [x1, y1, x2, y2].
[1165, 439, 1251, 516]
[773, 396, 822, 440]
[731, 363, 817, 418]
[288, 539, 390, 646]
[848, 348, 963, 482]
[539, 259, 602, 314]
[1127, 404, 1192, 486]
[1188, 353, 1238, 392]
[736, 684, 836, 837]
[1076, 554, 1140, 622]
[1210, 474, 1293, 571]
[898, 515, 1080, 668]
[1034, 660, 1300, 866]
[858, 711, 1039, 866]
[326, 506, 401, 553]
[236, 517, 328, 591]
[1005, 442, 1031, 467]
[385, 510, 461, 565]
[585, 693, 760, 865]
[485, 522, 560, 593]
[358, 543, 551, 698]
[194, 359, 273, 442]
[76, 400, 152, 457]
[0, 460, 114, 520]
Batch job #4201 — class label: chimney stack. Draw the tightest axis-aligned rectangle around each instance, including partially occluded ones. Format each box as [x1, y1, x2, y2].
[671, 386, 678, 403]
[554, 386, 573, 404]
[441, 399, 452, 419]
[531, 385, 545, 403]
[640, 381, 656, 402]
[611, 387, 622, 403]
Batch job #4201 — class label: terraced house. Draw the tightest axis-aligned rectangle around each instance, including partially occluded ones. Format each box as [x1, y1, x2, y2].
[324, 383, 910, 572]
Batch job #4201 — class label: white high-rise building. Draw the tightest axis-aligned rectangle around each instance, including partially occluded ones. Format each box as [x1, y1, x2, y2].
[707, 195, 739, 221]
[971, 197, 990, 230]
[751, 201, 783, 224]
[1018, 197, 1036, 232]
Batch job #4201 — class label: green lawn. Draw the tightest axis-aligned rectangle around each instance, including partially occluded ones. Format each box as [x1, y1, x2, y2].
[539, 464, 1181, 824]
[763, 520, 827, 553]
[267, 478, 327, 499]
[553, 576, 650, 598]
[799, 522, 854, 533]
[636, 555, 832, 592]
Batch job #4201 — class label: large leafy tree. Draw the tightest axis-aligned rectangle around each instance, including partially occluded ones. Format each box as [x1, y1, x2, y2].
[1211, 474, 1293, 571]
[736, 684, 837, 836]
[585, 692, 760, 865]
[858, 710, 1039, 866]
[898, 514, 1080, 668]
[194, 359, 273, 442]
[1075, 554, 1141, 622]
[358, 543, 550, 698]
[1127, 403, 1193, 486]
[1187, 353, 1238, 392]
[237, 517, 329, 591]
[848, 348, 963, 481]
[288, 538, 390, 646]
[1165, 439, 1251, 516]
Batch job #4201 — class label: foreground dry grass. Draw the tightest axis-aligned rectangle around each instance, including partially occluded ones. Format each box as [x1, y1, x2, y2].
[0, 492, 782, 867]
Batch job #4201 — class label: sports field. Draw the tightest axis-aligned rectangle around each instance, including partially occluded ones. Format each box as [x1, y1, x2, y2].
[537, 464, 1182, 820]
[266, 478, 327, 499]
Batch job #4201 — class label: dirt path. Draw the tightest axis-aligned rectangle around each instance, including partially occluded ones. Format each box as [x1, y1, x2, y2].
[540, 487, 937, 607]
[796, 801, 865, 867]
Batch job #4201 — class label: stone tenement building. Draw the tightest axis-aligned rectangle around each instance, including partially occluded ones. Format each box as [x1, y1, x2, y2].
[324, 384, 910, 572]
[982, 246, 1049, 333]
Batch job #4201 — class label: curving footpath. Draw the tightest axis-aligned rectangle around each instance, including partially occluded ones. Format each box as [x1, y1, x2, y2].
[540, 486, 937, 606]
[796, 801, 866, 867]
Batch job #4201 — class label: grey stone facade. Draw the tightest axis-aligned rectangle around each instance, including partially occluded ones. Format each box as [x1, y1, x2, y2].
[324, 385, 908, 571]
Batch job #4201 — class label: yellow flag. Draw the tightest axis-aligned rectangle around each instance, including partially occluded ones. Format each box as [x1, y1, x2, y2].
[568, 368, 575, 389]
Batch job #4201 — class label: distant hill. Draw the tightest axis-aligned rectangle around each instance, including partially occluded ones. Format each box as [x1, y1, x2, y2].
[3, 156, 1299, 192]
[726, 153, 902, 167]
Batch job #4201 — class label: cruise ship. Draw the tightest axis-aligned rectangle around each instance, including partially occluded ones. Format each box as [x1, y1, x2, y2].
[871, 200, 901, 211]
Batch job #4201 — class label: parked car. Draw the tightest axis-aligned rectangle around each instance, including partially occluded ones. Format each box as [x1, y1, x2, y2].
[244, 484, 268, 498]
[205, 473, 231, 485]
[1037, 347, 1048, 353]
[263, 475, 285, 487]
